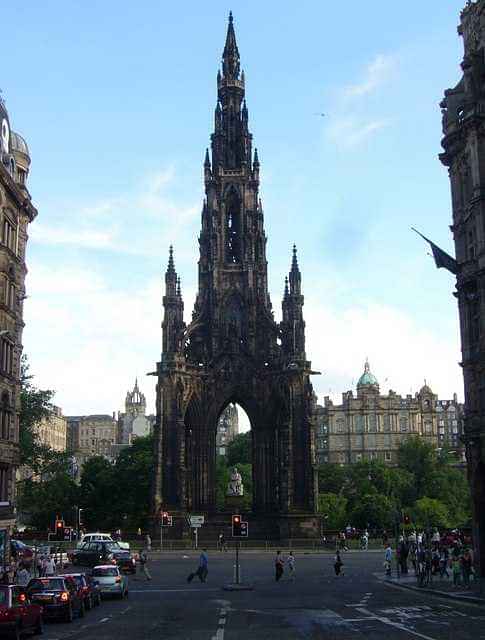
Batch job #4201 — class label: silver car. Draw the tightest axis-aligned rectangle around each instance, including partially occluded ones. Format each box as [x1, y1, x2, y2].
[91, 565, 128, 599]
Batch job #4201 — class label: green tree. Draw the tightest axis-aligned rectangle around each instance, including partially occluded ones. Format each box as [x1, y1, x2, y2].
[226, 432, 251, 467]
[413, 497, 450, 529]
[318, 492, 347, 530]
[317, 464, 349, 495]
[397, 436, 437, 502]
[350, 492, 394, 529]
[426, 466, 471, 528]
[19, 355, 55, 471]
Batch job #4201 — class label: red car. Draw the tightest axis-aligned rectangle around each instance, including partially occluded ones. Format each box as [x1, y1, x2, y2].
[58, 572, 101, 610]
[0, 584, 43, 638]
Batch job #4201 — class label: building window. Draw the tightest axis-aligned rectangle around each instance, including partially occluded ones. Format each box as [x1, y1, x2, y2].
[355, 453, 362, 462]
[219, 447, 226, 456]
[336, 418, 345, 433]
[0, 339, 13, 376]
[370, 451, 377, 460]
[368, 414, 377, 432]
[0, 466, 9, 501]
[383, 414, 391, 432]
[2, 217, 16, 254]
[399, 417, 408, 433]
[355, 415, 364, 434]
[385, 451, 392, 462]
[424, 422, 432, 434]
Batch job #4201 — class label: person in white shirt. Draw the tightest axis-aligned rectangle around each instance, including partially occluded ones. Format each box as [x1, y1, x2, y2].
[45, 557, 56, 576]
[286, 551, 295, 581]
[16, 566, 30, 587]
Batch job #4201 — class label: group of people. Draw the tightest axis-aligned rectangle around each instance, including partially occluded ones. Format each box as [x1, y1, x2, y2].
[274, 550, 295, 581]
[1, 553, 58, 586]
[384, 530, 475, 588]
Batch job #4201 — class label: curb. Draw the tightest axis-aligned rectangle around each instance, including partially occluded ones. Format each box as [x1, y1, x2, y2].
[382, 577, 484, 605]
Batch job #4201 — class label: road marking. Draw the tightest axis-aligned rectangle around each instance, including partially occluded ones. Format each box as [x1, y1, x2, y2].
[120, 605, 132, 615]
[356, 606, 439, 640]
[100, 617, 110, 623]
[130, 587, 220, 594]
[212, 604, 228, 640]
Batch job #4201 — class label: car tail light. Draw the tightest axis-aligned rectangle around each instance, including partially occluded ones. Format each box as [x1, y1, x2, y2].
[115, 577, 121, 583]
[82, 586, 89, 593]
[59, 592, 69, 602]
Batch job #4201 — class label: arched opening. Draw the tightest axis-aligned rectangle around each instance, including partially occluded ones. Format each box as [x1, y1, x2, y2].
[225, 188, 241, 263]
[215, 402, 252, 512]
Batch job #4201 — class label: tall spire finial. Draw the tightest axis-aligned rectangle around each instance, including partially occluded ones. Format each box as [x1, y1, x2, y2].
[176, 277, 182, 298]
[222, 11, 240, 79]
[167, 245, 175, 273]
[291, 244, 299, 270]
[284, 276, 289, 298]
[364, 358, 370, 373]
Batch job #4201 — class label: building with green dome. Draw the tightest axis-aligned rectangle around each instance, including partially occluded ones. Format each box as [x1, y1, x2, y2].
[314, 360, 464, 466]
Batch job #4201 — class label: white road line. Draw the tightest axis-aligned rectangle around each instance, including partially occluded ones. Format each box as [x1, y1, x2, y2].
[100, 617, 110, 623]
[130, 589, 220, 593]
[356, 606, 439, 640]
[120, 605, 132, 615]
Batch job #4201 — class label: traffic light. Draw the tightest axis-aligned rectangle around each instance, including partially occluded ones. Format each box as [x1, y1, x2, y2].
[232, 514, 242, 536]
[161, 512, 170, 526]
[78, 508, 84, 528]
[55, 517, 65, 541]
[403, 514, 411, 525]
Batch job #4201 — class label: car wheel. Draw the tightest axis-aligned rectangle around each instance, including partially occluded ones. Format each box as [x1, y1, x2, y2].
[65, 605, 74, 623]
[34, 614, 44, 635]
[79, 601, 85, 618]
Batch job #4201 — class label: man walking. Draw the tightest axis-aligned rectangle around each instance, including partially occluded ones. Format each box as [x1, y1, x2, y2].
[275, 550, 284, 582]
[139, 549, 152, 581]
[286, 551, 295, 581]
[384, 543, 392, 576]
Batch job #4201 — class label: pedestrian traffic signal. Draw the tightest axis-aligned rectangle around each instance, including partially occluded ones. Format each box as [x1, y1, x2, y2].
[232, 514, 242, 536]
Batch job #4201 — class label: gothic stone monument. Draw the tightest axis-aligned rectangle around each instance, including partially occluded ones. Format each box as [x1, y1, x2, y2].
[151, 13, 319, 539]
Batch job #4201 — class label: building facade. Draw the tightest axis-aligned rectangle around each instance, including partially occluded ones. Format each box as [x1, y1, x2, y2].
[153, 14, 318, 534]
[118, 380, 155, 444]
[0, 96, 37, 547]
[66, 414, 118, 464]
[216, 403, 239, 456]
[315, 361, 464, 466]
[440, 0, 485, 588]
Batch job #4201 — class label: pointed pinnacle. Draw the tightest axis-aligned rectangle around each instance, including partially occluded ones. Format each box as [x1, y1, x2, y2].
[229, 10, 233, 23]
[167, 245, 175, 274]
[291, 244, 299, 270]
[176, 277, 182, 297]
[204, 148, 210, 167]
[284, 276, 289, 297]
[254, 147, 259, 165]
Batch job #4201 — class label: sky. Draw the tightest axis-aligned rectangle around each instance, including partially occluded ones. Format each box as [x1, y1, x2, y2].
[0, 0, 469, 427]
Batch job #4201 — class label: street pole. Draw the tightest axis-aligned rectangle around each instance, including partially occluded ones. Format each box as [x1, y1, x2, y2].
[194, 528, 198, 550]
[160, 523, 163, 551]
[235, 540, 240, 584]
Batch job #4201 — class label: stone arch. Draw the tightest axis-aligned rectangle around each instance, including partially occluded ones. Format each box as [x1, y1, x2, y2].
[224, 185, 242, 263]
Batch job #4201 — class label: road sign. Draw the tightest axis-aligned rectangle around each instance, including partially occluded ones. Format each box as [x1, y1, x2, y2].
[189, 515, 205, 526]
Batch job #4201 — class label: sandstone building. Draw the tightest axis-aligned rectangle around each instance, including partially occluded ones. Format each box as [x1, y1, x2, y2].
[0, 96, 37, 544]
[66, 414, 118, 465]
[315, 361, 463, 465]
[440, 0, 485, 589]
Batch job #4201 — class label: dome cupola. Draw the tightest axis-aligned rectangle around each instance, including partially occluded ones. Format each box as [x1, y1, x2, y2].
[357, 359, 379, 395]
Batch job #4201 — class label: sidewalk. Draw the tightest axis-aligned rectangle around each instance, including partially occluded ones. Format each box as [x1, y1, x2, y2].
[378, 571, 484, 604]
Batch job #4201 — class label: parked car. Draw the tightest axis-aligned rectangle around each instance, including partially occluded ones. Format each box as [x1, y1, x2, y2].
[58, 573, 97, 610]
[36, 545, 70, 566]
[26, 576, 85, 622]
[0, 584, 43, 637]
[72, 541, 136, 573]
[86, 575, 102, 607]
[10, 540, 34, 567]
[76, 533, 129, 551]
[91, 565, 128, 599]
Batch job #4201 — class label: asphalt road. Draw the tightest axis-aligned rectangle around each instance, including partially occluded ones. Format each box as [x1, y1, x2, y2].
[40, 551, 485, 639]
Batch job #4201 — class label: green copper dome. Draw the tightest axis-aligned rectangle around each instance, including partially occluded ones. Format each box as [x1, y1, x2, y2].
[357, 359, 379, 387]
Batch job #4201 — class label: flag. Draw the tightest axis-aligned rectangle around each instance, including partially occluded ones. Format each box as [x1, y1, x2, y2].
[411, 227, 458, 275]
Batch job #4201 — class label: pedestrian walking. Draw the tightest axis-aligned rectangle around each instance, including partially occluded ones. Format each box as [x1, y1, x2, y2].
[275, 550, 284, 582]
[286, 551, 295, 581]
[145, 534, 152, 552]
[139, 549, 152, 581]
[15, 565, 30, 587]
[44, 556, 56, 577]
[384, 543, 392, 576]
[452, 555, 461, 587]
[188, 549, 209, 583]
[461, 548, 473, 588]
[218, 532, 227, 552]
[334, 550, 344, 576]
[439, 547, 449, 579]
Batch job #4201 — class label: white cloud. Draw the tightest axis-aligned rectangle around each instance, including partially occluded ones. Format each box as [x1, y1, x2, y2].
[304, 296, 463, 404]
[343, 54, 396, 99]
[325, 117, 391, 149]
[30, 223, 116, 249]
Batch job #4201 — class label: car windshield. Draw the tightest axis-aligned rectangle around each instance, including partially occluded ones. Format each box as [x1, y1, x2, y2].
[71, 576, 84, 587]
[30, 578, 65, 591]
[0, 588, 8, 605]
[105, 543, 121, 551]
[92, 567, 118, 577]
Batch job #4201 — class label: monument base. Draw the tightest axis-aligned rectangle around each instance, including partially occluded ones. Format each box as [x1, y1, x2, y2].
[225, 495, 246, 512]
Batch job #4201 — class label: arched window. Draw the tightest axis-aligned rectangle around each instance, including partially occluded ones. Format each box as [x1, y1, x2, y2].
[1, 391, 11, 440]
[225, 188, 241, 263]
